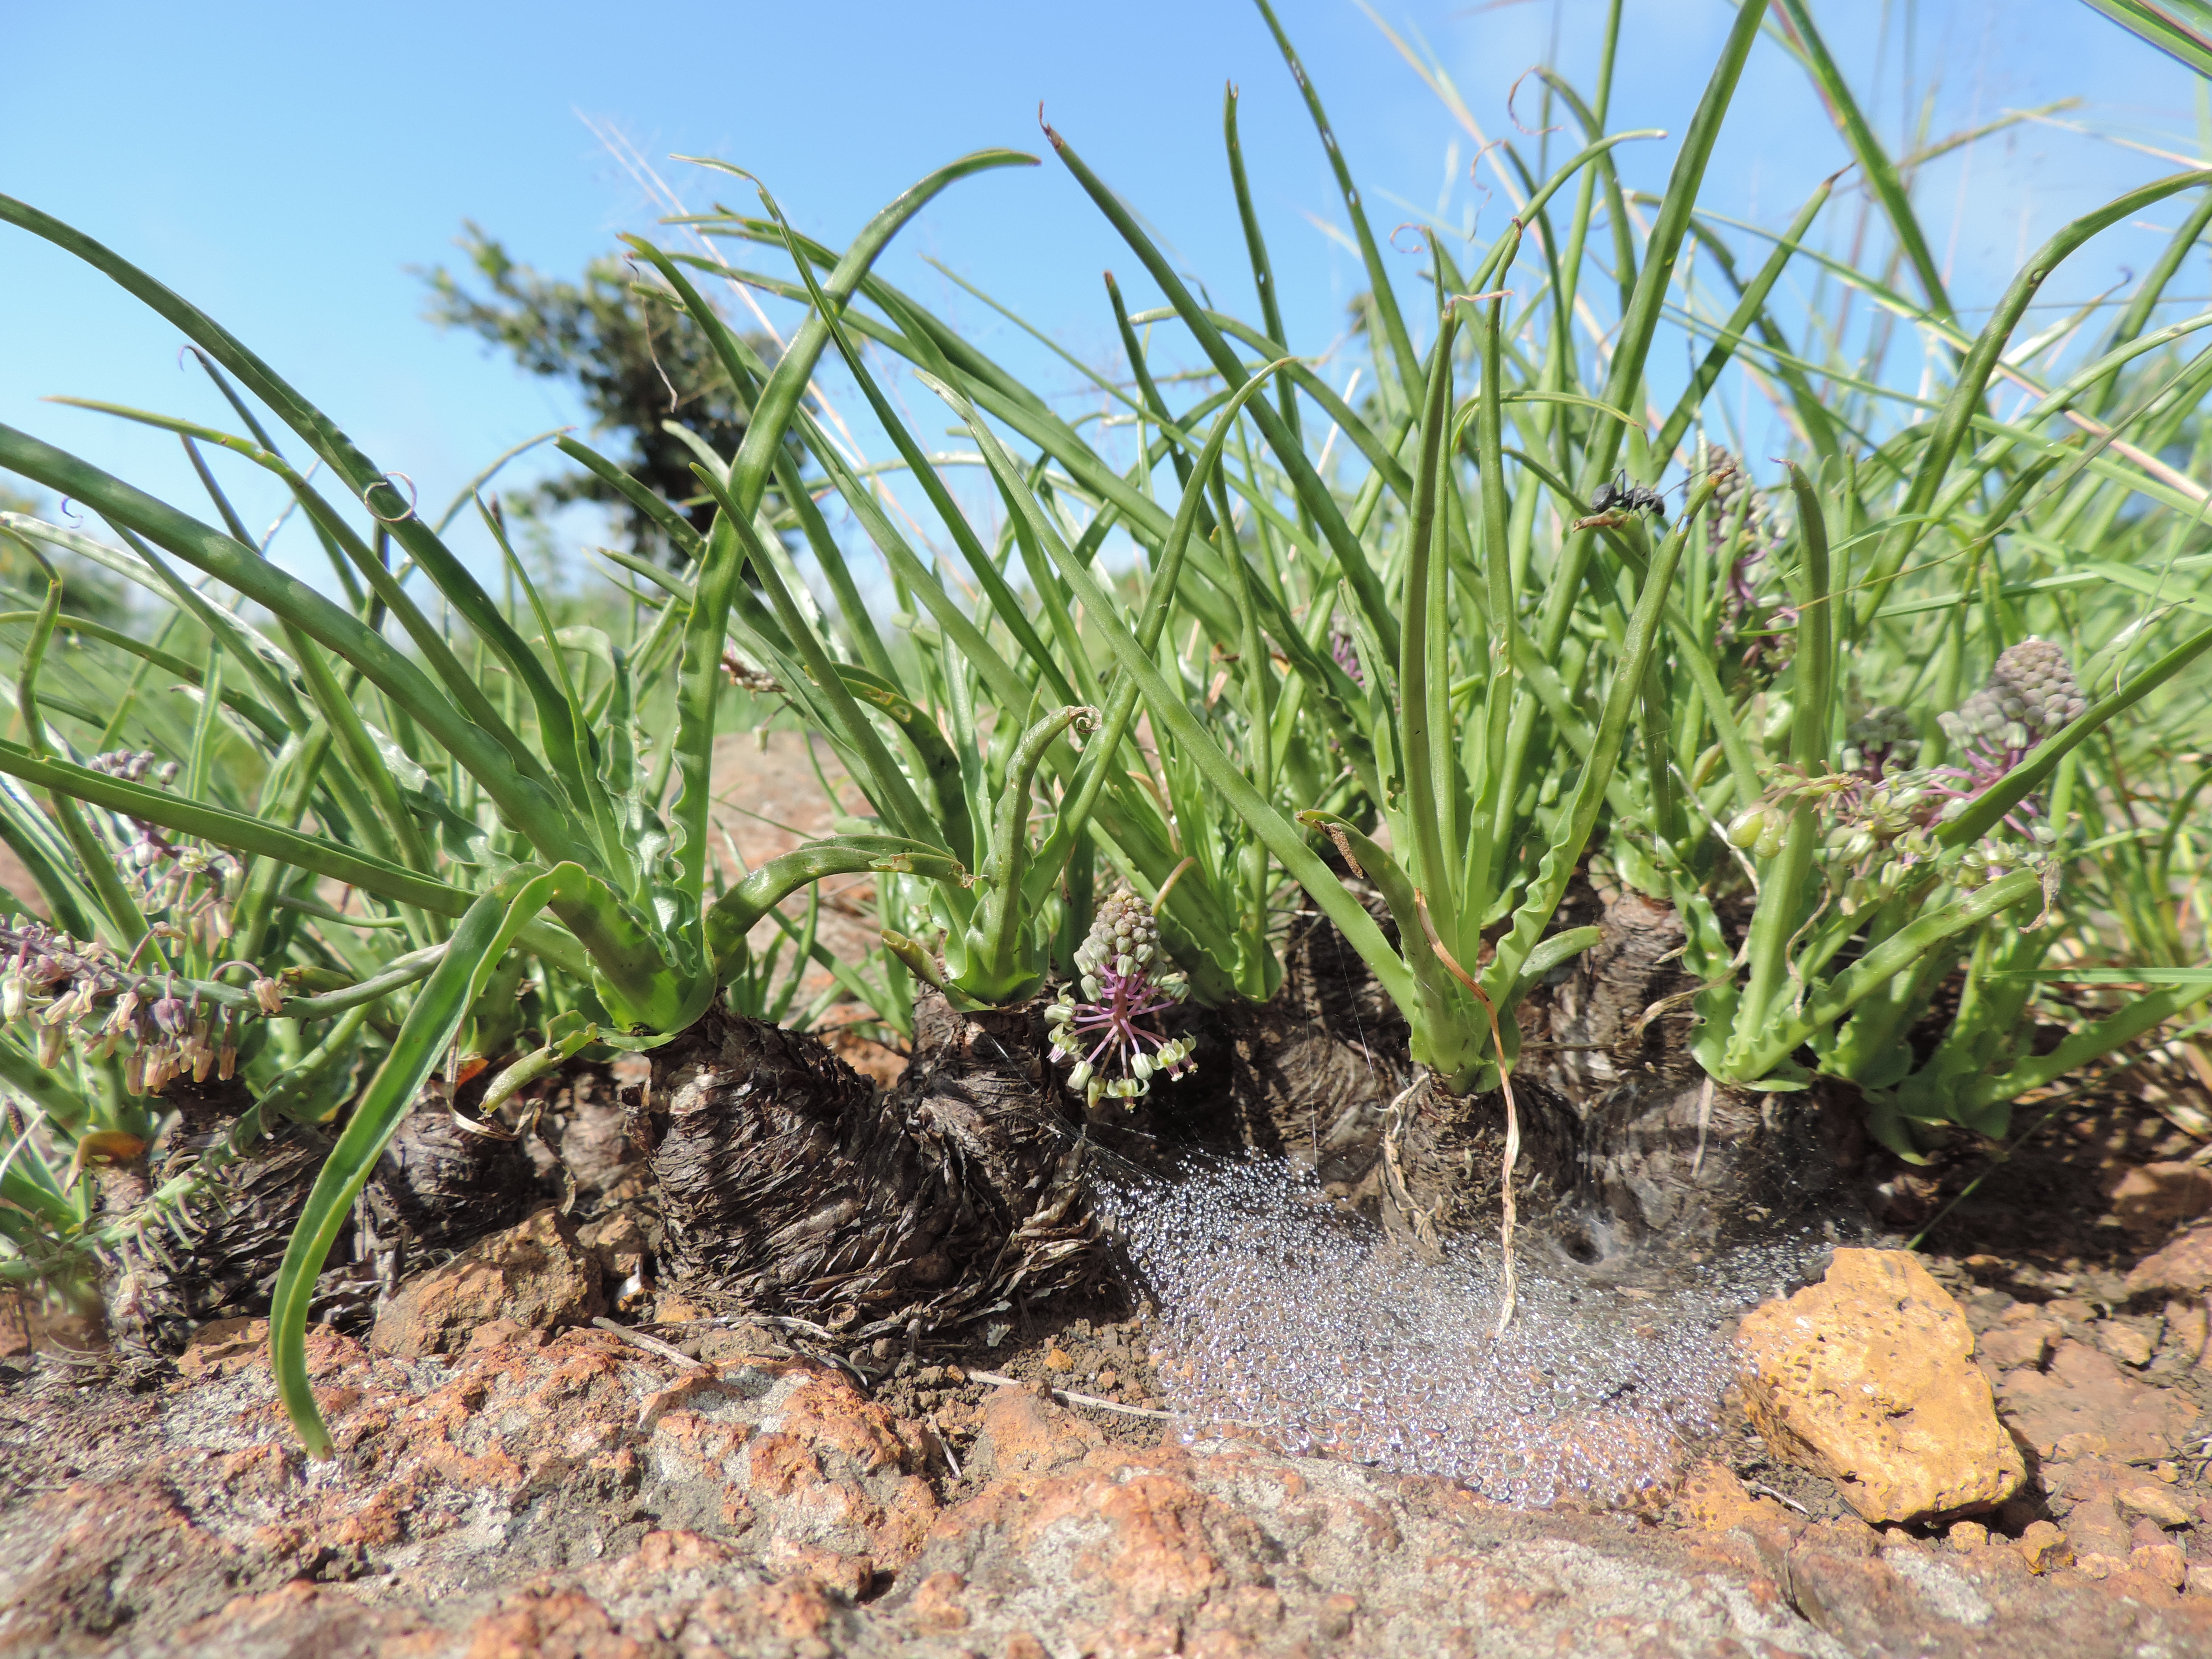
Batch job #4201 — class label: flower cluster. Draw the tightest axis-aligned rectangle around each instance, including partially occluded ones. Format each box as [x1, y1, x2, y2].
[1330, 629, 1364, 689]
[1703, 448, 1796, 681]
[720, 649, 786, 697]
[1937, 638, 2087, 785]
[86, 750, 242, 951]
[1704, 445, 1749, 550]
[1725, 643, 2086, 915]
[1045, 888, 1195, 1109]
[1837, 705, 1921, 782]
[1, 920, 278, 1095]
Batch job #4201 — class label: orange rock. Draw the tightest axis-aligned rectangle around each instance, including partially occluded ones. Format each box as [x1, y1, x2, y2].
[621, 1529, 737, 1577]
[909, 1570, 971, 1633]
[2130, 1225, 2212, 1298]
[2065, 1496, 2131, 1561]
[1976, 1320, 2059, 1372]
[764, 1577, 839, 1642]
[969, 1384, 1104, 1482]
[765, 1539, 872, 1600]
[1317, 1592, 1361, 1639]
[370, 1208, 605, 1359]
[175, 1316, 268, 1378]
[2016, 1519, 2072, 1573]
[2167, 1298, 2211, 1368]
[460, 1588, 647, 1659]
[2120, 1483, 2197, 1530]
[1737, 1249, 2025, 1524]
[2134, 1543, 2191, 1593]
[1672, 1461, 1792, 1533]
[748, 1432, 827, 1498]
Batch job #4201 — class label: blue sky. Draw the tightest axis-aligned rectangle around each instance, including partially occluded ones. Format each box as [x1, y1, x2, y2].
[4, 0, 2206, 595]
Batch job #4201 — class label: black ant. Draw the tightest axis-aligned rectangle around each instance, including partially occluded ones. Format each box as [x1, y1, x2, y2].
[1571, 473, 1670, 534]
[1588, 474, 1667, 522]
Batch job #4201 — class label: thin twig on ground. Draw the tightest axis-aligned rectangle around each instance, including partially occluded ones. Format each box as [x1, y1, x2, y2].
[592, 1315, 706, 1371]
[965, 1367, 1178, 1421]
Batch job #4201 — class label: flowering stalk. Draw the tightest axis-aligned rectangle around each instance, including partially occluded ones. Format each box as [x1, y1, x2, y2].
[0, 919, 274, 1099]
[1726, 640, 2090, 921]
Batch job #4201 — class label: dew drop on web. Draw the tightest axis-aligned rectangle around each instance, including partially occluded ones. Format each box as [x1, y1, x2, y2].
[1098, 1155, 1820, 1510]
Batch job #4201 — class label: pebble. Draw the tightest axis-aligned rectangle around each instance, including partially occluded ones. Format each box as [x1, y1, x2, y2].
[1739, 1249, 2025, 1525]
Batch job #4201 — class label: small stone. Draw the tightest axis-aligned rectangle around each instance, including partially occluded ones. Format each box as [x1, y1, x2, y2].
[2100, 1322, 2158, 1368]
[1737, 1249, 2025, 1524]
[1675, 1462, 1788, 1532]
[2110, 1165, 2212, 1236]
[1976, 1321, 2057, 1371]
[907, 1570, 970, 1634]
[1317, 1593, 1360, 1640]
[371, 1208, 605, 1360]
[175, 1317, 266, 1378]
[2064, 1496, 2132, 1561]
[2043, 1296, 2097, 1328]
[1042, 1345, 1074, 1373]
[696, 1326, 782, 1365]
[1946, 1520, 1988, 1552]
[574, 1207, 649, 1279]
[2135, 1542, 2190, 1591]
[2017, 1519, 2071, 1573]
[2132, 1228, 2212, 1297]
[765, 1540, 872, 1601]
[2165, 1300, 2210, 1366]
[2119, 1483, 2196, 1530]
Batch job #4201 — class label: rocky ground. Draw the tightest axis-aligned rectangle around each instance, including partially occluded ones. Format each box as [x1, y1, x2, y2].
[9, 736, 2212, 1655]
[8, 1121, 2212, 1658]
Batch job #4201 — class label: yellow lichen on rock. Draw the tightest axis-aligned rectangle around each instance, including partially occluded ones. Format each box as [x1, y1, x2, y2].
[1737, 1248, 2025, 1524]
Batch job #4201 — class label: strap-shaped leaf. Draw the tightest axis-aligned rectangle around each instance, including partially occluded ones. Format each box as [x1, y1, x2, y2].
[1731, 868, 2043, 1080]
[267, 863, 703, 1454]
[0, 735, 470, 919]
[924, 370, 1415, 1017]
[664, 150, 1035, 907]
[0, 194, 605, 817]
[705, 835, 966, 982]
[2079, 1, 2212, 80]
[0, 424, 591, 868]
